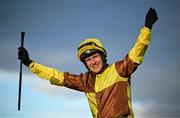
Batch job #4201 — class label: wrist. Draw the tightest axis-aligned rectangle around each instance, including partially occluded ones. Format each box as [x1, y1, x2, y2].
[24, 59, 33, 67]
[145, 22, 152, 29]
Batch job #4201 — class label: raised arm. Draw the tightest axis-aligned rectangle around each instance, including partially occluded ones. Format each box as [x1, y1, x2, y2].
[129, 8, 158, 64]
[115, 8, 158, 77]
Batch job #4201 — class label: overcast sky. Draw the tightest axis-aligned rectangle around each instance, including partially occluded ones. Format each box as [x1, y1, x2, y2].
[0, 0, 180, 117]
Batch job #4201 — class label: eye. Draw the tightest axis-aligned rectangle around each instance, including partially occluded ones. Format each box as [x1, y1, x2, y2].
[85, 57, 91, 62]
[93, 54, 100, 59]
[93, 55, 98, 59]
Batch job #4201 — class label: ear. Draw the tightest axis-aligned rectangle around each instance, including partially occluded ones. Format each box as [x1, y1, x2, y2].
[98, 51, 107, 64]
[83, 60, 90, 71]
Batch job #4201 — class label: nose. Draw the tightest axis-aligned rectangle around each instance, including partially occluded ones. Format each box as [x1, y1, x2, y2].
[90, 58, 96, 65]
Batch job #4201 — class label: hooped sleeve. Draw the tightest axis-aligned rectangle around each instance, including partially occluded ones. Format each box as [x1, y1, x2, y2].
[29, 62, 65, 86]
[129, 27, 151, 64]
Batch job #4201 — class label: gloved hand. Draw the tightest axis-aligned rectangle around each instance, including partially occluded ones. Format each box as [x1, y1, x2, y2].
[18, 47, 32, 67]
[145, 7, 158, 29]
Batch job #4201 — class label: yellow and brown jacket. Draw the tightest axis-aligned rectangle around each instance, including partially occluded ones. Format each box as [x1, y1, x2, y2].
[29, 27, 151, 118]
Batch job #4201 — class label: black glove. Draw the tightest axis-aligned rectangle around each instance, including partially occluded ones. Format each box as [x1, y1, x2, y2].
[18, 47, 32, 67]
[145, 7, 158, 29]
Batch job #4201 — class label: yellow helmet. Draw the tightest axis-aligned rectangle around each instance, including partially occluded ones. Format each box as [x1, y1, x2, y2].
[77, 38, 107, 61]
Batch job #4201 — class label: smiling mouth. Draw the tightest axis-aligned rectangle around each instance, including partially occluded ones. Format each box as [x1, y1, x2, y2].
[92, 63, 99, 68]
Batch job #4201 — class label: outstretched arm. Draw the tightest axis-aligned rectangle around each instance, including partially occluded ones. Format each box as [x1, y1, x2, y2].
[18, 47, 65, 86]
[18, 47, 86, 91]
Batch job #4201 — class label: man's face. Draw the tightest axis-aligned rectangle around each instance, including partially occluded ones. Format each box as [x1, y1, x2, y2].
[84, 53, 103, 74]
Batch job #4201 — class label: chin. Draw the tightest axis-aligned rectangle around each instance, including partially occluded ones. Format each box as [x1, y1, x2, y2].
[92, 69, 101, 74]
